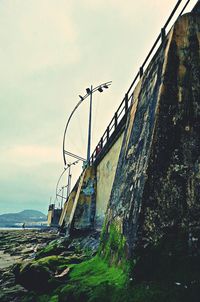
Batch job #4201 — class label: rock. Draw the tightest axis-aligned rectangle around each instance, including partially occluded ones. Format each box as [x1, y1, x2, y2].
[0, 284, 27, 302]
[14, 256, 71, 293]
[0, 229, 60, 300]
[55, 267, 70, 279]
[15, 261, 53, 292]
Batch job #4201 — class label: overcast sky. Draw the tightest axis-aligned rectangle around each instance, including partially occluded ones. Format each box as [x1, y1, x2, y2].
[0, 0, 195, 214]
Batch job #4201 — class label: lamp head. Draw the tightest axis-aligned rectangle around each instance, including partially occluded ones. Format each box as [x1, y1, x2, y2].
[86, 88, 91, 94]
[98, 87, 103, 93]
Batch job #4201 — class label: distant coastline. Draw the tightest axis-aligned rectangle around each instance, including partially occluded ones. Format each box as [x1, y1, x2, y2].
[0, 209, 47, 230]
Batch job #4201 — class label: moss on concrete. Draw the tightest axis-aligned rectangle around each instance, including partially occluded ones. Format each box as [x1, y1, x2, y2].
[99, 222, 127, 267]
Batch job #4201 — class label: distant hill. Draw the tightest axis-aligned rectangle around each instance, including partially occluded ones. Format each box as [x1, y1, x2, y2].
[0, 210, 47, 227]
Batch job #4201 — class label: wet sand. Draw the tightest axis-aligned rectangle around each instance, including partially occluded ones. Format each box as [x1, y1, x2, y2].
[0, 251, 22, 269]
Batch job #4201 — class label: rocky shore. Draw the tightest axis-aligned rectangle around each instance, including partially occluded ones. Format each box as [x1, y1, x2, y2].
[0, 229, 59, 302]
[0, 229, 101, 302]
[1, 229, 200, 302]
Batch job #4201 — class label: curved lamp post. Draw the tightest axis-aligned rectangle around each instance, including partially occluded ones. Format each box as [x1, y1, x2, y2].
[55, 160, 79, 207]
[55, 168, 67, 203]
[56, 185, 67, 208]
[62, 81, 112, 167]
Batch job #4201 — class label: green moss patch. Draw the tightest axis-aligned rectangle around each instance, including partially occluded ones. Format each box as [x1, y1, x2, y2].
[34, 255, 70, 271]
[57, 255, 127, 302]
[55, 254, 200, 302]
[35, 242, 66, 259]
[21, 293, 59, 302]
[99, 222, 127, 267]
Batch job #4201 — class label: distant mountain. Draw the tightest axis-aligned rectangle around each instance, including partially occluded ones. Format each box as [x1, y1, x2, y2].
[0, 210, 47, 227]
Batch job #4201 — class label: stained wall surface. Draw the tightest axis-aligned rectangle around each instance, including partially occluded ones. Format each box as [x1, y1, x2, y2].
[95, 132, 124, 228]
[59, 132, 124, 232]
[101, 11, 200, 260]
[73, 166, 96, 231]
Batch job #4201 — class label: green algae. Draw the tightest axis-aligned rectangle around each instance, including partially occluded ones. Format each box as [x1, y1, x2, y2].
[18, 255, 70, 276]
[60, 252, 200, 302]
[21, 293, 59, 302]
[35, 242, 65, 259]
[57, 255, 127, 302]
[99, 222, 127, 267]
[15, 228, 200, 301]
[54, 253, 200, 302]
[19, 240, 200, 302]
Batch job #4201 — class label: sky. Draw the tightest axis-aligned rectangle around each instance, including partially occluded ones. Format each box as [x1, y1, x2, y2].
[0, 0, 196, 214]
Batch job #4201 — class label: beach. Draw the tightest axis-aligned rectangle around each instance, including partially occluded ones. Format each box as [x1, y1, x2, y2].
[0, 229, 58, 302]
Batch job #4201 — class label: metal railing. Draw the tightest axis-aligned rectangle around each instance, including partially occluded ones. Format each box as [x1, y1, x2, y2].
[90, 0, 196, 165]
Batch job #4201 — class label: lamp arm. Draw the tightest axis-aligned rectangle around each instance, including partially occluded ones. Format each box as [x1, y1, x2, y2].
[62, 81, 112, 165]
[56, 159, 79, 201]
[55, 168, 68, 200]
[62, 99, 84, 166]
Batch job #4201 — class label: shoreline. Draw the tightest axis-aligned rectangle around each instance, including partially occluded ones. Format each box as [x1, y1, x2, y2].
[0, 227, 41, 230]
[0, 229, 59, 302]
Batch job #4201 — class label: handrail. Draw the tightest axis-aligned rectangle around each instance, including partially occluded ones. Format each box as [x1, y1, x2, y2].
[90, 0, 196, 165]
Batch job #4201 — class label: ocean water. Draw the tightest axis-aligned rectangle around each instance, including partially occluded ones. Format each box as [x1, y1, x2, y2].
[0, 227, 40, 230]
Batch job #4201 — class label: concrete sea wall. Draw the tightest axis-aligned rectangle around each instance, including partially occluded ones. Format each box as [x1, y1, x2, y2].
[59, 11, 200, 260]
[101, 11, 200, 260]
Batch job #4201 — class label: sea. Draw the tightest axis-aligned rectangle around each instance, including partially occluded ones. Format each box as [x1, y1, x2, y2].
[0, 227, 41, 230]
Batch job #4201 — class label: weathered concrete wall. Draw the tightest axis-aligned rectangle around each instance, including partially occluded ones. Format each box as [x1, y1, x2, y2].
[59, 171, 85, 232]
[48, 204, 62, 227]
[59, 128, 124, 232]
[59, 189, 77, 228]
[72, 166, 96, 231]
[101, 11, 200, 262]
[95, 132, 124, 228]
[47, 212, 52, 227]
[59, 166, 96, 233]
[47, 205, 54, 226]
[59, 131, 124, 232]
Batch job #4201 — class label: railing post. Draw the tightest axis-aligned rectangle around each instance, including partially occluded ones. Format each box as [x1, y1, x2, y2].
[125, 93, 128, 112]
[88, 2, 189, 162]
[100, 137, 103, 149]
[139, 67, 143, 78]
[161, 28, 166, 43]
[114, 113, 118, 129]
[106, 126, 109, 142]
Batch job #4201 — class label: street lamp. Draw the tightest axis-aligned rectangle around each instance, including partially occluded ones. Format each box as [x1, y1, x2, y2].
[55, 160, 79, 207]
[56, 185, 67, 209]
[62, 81, 112, 167]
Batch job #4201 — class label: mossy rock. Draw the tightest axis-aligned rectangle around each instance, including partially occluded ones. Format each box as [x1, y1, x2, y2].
[21, 293, 59, 302]
[35, 255, 70, 271]
[14, 256, 70, 293]
[35, 240, 70, 259]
